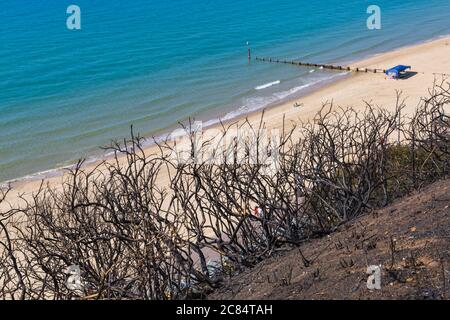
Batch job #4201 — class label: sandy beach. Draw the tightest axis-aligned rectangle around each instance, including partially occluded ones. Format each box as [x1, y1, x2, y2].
[2, 35, 450, 210]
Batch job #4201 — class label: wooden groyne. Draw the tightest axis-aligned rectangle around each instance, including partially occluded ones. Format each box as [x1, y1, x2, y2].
[255, 57, 387, 74]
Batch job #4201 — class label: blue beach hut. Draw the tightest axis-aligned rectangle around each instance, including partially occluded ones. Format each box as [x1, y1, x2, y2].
[385, 65, 411, 79]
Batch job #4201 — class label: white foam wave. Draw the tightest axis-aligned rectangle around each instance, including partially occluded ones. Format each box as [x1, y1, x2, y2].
[255, 80, 280, 90]
[204, 72, 349, 128]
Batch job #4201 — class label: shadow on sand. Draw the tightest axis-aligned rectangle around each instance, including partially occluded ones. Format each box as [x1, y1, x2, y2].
[399, 71, 418, 80]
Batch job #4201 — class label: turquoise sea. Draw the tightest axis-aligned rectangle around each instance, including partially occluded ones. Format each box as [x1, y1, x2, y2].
[1, 0, 450, 182]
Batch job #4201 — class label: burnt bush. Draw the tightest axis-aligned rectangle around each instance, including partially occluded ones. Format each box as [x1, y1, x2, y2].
[0, 80, 448, 300]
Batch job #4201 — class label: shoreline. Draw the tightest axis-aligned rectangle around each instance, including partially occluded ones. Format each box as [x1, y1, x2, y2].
[1, 70, 352, 187]
[2, 34, 450, 202]
[2, 33, 449, 187]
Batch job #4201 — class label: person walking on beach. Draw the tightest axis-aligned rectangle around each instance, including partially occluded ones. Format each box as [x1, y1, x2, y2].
[253, 206, 263, 219]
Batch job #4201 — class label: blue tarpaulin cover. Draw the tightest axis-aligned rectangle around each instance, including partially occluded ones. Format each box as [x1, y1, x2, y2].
[385, 65, 411, 78]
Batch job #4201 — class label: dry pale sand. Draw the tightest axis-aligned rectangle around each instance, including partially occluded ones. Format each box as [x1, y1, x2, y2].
[2, 35, 450, 210]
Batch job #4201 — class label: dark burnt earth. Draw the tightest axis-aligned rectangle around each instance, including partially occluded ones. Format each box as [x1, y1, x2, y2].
[210, 179, 450, 300]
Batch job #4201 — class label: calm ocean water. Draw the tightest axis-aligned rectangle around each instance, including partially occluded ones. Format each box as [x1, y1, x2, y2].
[1, 0, 450, 182]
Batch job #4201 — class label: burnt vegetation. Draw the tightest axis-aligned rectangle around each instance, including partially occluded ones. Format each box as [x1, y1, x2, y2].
[0, 80, 449, 300]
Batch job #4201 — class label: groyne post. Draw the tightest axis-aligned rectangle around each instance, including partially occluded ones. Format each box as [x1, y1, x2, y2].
[255, 56, 388, 75]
